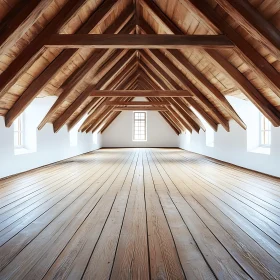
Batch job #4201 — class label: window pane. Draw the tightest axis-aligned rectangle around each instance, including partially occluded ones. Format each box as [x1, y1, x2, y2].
[134, 112, 146, 141]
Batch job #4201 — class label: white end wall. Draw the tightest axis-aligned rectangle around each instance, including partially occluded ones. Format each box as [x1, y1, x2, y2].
[179, 96, 280, 177]
[102, 109, 179, 147]
[0, 97, 102, 179]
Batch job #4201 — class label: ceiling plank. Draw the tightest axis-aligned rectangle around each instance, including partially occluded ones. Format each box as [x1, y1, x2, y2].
[179, 0, 280, 97]
[0, 0, 53, 56]
[46, 34, 235, 49]
[214, 0, 280, 60]
[0, 0, 89, 99]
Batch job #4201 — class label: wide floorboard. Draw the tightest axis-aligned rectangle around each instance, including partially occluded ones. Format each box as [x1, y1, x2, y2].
[0, 148, 280, 279]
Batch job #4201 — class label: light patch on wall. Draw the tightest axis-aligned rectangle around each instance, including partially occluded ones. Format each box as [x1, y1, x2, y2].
[191, 107, 215, 147]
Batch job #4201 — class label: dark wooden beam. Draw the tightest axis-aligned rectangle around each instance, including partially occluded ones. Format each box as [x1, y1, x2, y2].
[46, 34, 235, 49]
[214, 0, 280, 60]
[142, 48, 230, 131]
[206, 49, 280, 127]
[104, 101, 170, 106]
[0, 0, 52, 56]
[5, 5, 134, 129]
[180, 0, 280, 97]
[139, 69, 202, 133]
[52, 50, 136, 132]
[138, 12, 245, 129]
[67, 97, 102, 131]
[139, 1, 280, 127]
[113, 107, 168, 111]
[140, 52, 219, 131]
[90, 90, 193, 97]
[0, 0, 89, 99]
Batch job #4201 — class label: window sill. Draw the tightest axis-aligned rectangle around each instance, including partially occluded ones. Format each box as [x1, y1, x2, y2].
[250, 146, 271, 155]
[14, 148, 35, 155]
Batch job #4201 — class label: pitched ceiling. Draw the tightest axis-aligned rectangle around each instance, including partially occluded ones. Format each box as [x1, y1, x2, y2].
[0, 0, 279, 135]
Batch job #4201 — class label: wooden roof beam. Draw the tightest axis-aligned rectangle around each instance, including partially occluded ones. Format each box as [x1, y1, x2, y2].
[141, 48, 230, 131]
[78, 59, 139, 132]
[137, 13, 245, 129]
[5, 1, 134, 128]
[206, 49, 280, 127]
[179, 0, 280, 97]
[139, 22, 230, 131]
[139, 69, 202, 133]
[104, 101, 170, 106]
[53, 50, 136, 133]
[46, 34, 235, 49]
[68, 97, 103, 131]
[0, 0, 53, 56]
[139, 82, 183, 134]
[113, 107, 168, 111]
[139, 1, 280, 127]
[91, 90, 192, 97]
[139, 77, 192, 132]
[0, 0, 90, 99]
[214, 0, 280, 60]
[139, 52, 219, 131]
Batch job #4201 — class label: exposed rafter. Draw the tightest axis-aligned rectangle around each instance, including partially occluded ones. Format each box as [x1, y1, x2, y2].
[46, 34, 235, 49]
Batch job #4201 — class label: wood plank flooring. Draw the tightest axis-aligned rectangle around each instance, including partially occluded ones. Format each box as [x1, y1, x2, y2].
[0, 148, 280, 279]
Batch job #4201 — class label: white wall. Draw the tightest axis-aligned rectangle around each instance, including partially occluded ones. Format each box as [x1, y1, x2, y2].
[0, 97, 102, 179]
[179, 96, 280, 177]
[102, 99, 179, 147]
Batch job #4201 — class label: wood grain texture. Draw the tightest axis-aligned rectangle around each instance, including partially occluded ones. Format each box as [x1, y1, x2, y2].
[0, 148, 280, 279]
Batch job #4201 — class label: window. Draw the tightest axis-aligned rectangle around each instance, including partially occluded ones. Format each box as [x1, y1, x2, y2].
[14, 115, 24, 148]
[260, 114, 271, 146]
[133, 112, 147, 141]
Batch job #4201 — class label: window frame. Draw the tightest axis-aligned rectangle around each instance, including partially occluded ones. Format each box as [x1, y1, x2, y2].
[259, 114, 271, 147]
[133, 111, 147, 142]
[14, 115, 24, 148]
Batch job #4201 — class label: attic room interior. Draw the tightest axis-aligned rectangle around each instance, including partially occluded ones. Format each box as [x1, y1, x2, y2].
[0, 0, 280, 279]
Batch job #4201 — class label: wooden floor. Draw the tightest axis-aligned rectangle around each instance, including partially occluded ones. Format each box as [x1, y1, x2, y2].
[0, 148, 280, 280]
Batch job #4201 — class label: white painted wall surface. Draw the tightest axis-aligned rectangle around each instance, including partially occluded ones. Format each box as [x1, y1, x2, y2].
[179, 97, 280, 177]
[0, 97, 102, 179]
[102, 110, 179, 147]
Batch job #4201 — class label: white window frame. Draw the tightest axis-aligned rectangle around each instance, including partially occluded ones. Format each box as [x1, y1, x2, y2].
[260, 114, 271, 147]
[133, 111, 147, 141]
[14, 115, 24, 148]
